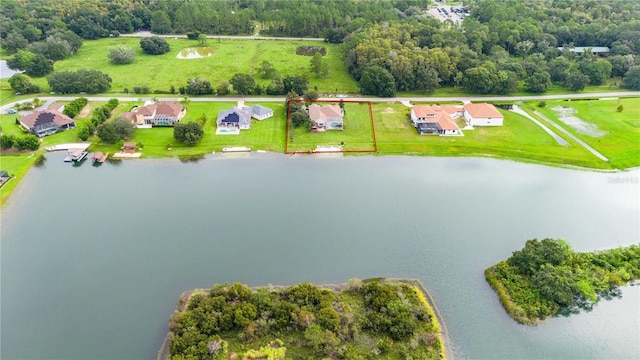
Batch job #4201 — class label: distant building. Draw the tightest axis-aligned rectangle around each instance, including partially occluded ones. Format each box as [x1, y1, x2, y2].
[557, 46, 610, 55]
[19, 103, 75, 137]
[123, 142, 137, 153]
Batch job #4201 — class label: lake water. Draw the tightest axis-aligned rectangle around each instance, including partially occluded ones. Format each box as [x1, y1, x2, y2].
[0, 60, 22, 79]
[176, 47, 216, 59]
[1, 153, 639, 359]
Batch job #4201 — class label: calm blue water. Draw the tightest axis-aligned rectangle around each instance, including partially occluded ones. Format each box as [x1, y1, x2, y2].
[1, 153, 639, 359]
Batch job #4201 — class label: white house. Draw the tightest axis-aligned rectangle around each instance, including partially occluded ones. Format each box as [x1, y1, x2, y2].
[463, 103, 504, 126]
[248, 105, 273, 120]
[410, 105, 460, 135]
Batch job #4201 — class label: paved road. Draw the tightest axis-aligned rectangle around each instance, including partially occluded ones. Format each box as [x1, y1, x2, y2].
[533, 110, 609, 162]
[3, 92, 638, 113]
[510, 105, 569, 146]
[120, 31, 325, 41]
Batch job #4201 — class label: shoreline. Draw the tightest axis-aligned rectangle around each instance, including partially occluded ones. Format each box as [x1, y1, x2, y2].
[3, 151, 637, 209]
[157, 279, 449, 360]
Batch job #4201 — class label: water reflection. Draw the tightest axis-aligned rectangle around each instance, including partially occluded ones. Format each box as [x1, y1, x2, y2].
[176, 47, 216, 59]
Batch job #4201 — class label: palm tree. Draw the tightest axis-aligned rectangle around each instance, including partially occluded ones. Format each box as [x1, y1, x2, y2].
[181, 96, 191, 109]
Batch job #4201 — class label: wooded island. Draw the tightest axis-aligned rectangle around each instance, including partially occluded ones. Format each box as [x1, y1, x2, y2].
[161, 279, 446, 360]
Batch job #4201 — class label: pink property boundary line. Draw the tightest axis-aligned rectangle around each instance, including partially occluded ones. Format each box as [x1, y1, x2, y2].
[285, 99, 378, 154]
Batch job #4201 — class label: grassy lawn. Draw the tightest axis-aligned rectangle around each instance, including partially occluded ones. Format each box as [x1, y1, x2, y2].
[24, 38, 357, 94]
[88, 101, 287, 157]
[372, 102, 611, 169]
[287, 102, 376, 152]
[534, 98, 640, 169]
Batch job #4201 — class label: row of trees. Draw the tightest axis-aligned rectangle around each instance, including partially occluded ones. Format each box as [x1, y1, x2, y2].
[47, 69, 112, 94]
[0, 133, 40, 151]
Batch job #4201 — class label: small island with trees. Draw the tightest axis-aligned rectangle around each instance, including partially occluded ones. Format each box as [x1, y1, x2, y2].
[160, 278, 446, 360]
[485, 238, 640, 325]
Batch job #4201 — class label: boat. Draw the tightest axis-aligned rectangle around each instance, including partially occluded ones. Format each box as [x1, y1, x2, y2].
[222, 146, 251, 153]
[90, 152, 109, 164]
[64, 148, 88, 162]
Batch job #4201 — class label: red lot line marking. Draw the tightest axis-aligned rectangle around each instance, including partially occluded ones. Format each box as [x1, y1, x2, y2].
[285, 99, 378, 154]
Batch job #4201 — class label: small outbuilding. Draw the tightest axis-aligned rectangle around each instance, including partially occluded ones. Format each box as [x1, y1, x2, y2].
[123, 142, 137, 153]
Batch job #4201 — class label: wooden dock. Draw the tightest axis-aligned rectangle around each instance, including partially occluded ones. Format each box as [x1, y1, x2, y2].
[91, 152, 109, 164]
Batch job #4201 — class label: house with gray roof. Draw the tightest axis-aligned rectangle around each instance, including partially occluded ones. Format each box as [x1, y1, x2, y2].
[217, 107, 252, 130]
[249, 105, 273, 120]
[557, 46, 610, 55]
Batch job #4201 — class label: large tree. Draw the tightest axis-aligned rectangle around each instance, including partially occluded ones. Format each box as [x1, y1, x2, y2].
[47, 69, 111, 93]
[8, 74, 40, 94]
[150, 10, 172, 34]
[174, 122, 204, 145]
[185, 77, 213, 95]
[525, 71, 552, 93]
[359, 66, 396, 97]
[140, 36, 171, 55]
[229, 73, 255, 95]
[622, 65, 640, 90]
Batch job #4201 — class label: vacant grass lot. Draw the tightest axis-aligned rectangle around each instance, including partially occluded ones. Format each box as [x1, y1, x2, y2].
[25, 38, 358, 94]
[287, 102, 376, 152]
[88, 101, 287, 156]
[534, 98, 640, 169]
[372, 103, 611, 169]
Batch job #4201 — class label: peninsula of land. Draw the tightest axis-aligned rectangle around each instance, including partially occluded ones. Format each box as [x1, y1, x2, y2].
[159, 278, 447, 360]
[485, 239, 640, 325]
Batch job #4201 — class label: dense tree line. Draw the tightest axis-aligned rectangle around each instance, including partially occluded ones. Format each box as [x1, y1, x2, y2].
[168, 280, 441, 359]
[47, 69, 112, 94]
[346, 0, 640, 94]
[486, 239, 640, 324]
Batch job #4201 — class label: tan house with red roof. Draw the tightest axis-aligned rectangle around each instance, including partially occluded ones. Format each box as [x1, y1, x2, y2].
[19, 104, 75, 137]
[308, 104, 344, 131]
[410, 105, 461, 135]
[463, 103, 503, 126]
[120, 101, 186, 127]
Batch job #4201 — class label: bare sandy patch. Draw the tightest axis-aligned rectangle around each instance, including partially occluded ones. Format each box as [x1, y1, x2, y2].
[551, 106, 607, 138]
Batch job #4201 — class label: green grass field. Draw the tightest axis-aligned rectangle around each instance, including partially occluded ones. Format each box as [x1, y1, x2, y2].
[24, 37, 358, 94]
[372, 103, 611, 169]
[287, 102, 376, 152]
[88, 101, 287, 157]
[534, 98, 640, 169]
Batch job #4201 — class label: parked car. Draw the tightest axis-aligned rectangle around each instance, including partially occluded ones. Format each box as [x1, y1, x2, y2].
[6, 109, 18, 114]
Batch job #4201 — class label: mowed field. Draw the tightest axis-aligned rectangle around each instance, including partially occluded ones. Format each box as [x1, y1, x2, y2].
[535, 98, 640, 169]
[372, 103, 611, 169]
[27, 37, 358, 94]
[287, 102, 376, 153]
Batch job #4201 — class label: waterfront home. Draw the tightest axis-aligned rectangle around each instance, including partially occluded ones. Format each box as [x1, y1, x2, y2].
[410, 105, 460, 135]
[123, 142, 137, 153]
[308, 104, 344, 131]
[120, 101, 186, 127]
[216, 107, 253, 130]
[463, 103, 504, 126]
[18, 104, 75, 137]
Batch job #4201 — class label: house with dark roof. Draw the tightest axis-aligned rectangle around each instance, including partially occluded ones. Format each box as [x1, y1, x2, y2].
[19, 105, 76, 137]
[463, 103, 504, 126]
[217, 107, 252, 130]
[410, 105, 460, 135]
[120, 101, 186, 127]
[308, 104, 344, 131]
[0, 170, 10, 187]
[557, 46, 610, 55]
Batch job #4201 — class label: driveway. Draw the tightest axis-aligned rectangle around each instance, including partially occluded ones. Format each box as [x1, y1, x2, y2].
[510, 105, 569, 146]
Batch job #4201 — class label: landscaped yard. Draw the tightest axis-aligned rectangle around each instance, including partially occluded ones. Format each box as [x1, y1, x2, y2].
[534, 98, 640, 169]
[25, 38, 358, 94]
[372, 103, 611, 169]
[88, 101, 287, 157]
[287, 102, 376, 153]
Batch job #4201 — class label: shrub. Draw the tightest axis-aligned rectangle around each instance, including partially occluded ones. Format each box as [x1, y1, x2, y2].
[537, 101, 546, 108]
[173, 121, 204, 145]
[1, 134, 16, 149]
[140, 36, 170, 55]
[296, 46, 326, 56]
[616, 104, 624, 112]
[15, 134, 40, 150]
[107, 46, 136, 64]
